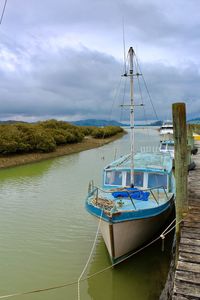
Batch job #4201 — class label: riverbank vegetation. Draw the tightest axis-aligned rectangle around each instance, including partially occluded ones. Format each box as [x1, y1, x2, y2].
[0, 120, 124, 155]
[189, 123, 200, 134]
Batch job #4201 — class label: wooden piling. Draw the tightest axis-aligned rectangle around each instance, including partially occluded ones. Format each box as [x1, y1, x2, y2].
[172, 103, 188, 239]
[187, 124, 194, 151]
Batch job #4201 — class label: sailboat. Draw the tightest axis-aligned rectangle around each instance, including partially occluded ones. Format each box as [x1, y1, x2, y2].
[85, 47, 175, 264]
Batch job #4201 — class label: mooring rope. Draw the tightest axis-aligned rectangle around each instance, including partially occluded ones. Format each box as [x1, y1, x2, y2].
[0, 216, 185, 299]
[77, 208, 104, 300]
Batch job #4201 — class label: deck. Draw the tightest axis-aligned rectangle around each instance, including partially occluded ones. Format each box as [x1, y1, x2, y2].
[172, 141, 200, 299]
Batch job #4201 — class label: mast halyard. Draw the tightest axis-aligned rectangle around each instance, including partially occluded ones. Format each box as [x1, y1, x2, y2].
[129, 47, 135, 187]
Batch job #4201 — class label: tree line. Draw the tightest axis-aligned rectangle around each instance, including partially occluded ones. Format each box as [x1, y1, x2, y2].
[0, 120, 124, 154]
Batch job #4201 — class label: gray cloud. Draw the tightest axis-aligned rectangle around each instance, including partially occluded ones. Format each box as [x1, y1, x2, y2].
[0, 0, 199, 121]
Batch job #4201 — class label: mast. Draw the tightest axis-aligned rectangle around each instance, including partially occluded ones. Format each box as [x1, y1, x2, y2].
[129, 47, 134, 187]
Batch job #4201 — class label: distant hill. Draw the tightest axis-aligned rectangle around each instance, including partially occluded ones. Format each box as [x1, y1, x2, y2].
[71, 119, 128, 127]
[0, 120, 27, 124]
[149, 120, 163, 126]
[135, 120, 163, 126]
[187, 118, 200, 124]
[0, 119, 126, 127]
[0, 118, 163, 127]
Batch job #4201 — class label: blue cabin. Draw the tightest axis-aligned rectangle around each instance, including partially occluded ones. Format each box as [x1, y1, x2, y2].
[103, 152, 174, 193]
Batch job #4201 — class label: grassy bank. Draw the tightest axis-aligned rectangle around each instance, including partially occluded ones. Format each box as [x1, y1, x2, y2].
[0, 132, 125, 169]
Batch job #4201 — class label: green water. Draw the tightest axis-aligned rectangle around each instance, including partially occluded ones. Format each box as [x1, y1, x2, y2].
[0, 128, 173, 300]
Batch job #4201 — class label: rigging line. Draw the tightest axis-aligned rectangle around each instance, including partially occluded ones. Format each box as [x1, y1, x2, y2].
[109, 75, 123, 121]
[0, 0, 8, 25]
[77, 208, 104, 300]
[96, 75, 123, 152]
[0, 216, 183, 299]
[135, 67, 150, 137]
[134, 54, 159, 121]
[120, 74, 128, 122]
[107, 57, 128, 124]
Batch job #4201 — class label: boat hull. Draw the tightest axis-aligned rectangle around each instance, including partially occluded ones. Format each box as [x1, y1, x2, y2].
[91, 198, 174, 264]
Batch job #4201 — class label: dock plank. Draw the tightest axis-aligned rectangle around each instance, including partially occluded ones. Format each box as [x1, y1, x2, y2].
[172, 147, 200, 299]
[177, 261, 200, 273]
[184, 215, 200, 223]
[188, 207, 200, 214]
[183, 221, 200, 229]
[181, 226, 200, 234]
[174, 280, 200, 298]
[175, 270, 200, 284]
[173, 296, 198, 300]
[179, 243, 200, 255]
[179, 251, 200, 264]
[180, 237, 200, 247]
[181, 231, 200, 240]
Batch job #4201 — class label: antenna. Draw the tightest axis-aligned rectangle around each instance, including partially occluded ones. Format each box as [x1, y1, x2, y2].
[122, 18, 127, 75]
[0, 0, 8, 25]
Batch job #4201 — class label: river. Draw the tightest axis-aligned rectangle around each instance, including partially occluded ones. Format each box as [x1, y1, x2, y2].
[0, 127, 174, 300]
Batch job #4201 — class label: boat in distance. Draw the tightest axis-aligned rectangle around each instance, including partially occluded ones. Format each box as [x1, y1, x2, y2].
[85, 47, 175, 264]
[159, 121, 173, 136]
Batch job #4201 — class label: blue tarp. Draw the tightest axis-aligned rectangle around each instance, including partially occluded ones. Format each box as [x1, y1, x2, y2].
[112, 188, 150, 201]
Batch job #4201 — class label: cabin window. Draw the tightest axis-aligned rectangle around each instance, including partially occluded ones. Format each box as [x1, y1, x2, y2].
[161, 143, 166, 150]
[105, 170, 122, 185]
[168, 144, 174, 150]
[148, 173, 167, 189]
[126, 172, 143, 187]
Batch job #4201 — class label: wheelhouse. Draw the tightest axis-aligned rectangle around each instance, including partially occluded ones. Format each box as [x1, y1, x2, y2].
[104, 169, 169, 190]
[103, 152, 174, 193]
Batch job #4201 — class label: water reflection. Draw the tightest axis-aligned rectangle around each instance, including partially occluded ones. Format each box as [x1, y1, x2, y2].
[87, 229, 174, 300]
[0, 127, 174, 300]
[0, 152, 80, 182]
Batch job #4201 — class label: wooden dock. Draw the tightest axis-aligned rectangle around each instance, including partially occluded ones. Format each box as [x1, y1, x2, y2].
[173, 141, 200, 299]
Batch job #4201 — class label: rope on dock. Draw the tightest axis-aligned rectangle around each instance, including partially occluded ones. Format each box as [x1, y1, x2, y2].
[0, 216, 185, 299]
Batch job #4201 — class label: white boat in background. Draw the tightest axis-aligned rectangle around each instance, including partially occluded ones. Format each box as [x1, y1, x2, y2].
[159, 140, 174, 159]
[85, 47, 175, 264]
[159, 121, 173, 136]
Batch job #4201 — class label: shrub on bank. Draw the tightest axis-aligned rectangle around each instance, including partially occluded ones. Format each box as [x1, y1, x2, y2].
[0, 120, 123, 155]
[91, 126, 123, 138]
[0, 124, 56, 154]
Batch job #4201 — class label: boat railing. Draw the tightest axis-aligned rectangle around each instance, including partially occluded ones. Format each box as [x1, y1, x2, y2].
[88, 180, 95, 194]
[87, 183, 170, 209]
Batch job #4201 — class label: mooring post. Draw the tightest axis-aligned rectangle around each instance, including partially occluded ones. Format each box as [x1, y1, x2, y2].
[187, 145, 192, 168]
[172, 103, 188, 246]
[187, 124, 194, 151]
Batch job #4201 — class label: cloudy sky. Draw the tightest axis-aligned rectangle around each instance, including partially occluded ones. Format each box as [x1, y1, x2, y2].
[0, 0, 199, 122]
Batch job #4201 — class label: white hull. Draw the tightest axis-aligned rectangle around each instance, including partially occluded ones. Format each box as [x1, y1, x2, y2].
[99, 205, 172, 263]
[160, 129, 173, 135]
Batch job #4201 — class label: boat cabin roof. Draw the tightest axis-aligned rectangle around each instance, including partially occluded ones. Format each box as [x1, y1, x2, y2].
[104, 152, 173, 173]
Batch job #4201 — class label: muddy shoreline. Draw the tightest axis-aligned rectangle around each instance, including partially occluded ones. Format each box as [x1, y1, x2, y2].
[0, 133, 125, 169]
